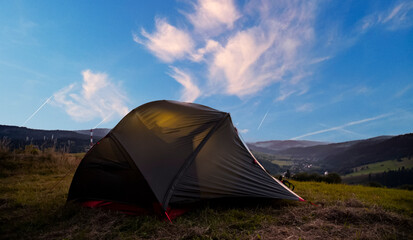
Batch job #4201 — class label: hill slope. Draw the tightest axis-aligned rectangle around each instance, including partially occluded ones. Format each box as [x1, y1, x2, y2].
[0, 125, 109, 153]
[1, 124, 412, 175]
[248, 134, 413, 174]
[248, 140, 329, 154]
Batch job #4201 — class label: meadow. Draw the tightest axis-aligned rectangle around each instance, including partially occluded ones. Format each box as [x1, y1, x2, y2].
[344, 157, 413, 177]
[0, 146, 412, 239]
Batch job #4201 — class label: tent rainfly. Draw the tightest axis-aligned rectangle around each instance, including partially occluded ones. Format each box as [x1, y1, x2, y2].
[67, 100, 303, 219]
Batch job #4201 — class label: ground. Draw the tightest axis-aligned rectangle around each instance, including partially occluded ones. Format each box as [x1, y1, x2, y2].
[0, 148, 412, 239]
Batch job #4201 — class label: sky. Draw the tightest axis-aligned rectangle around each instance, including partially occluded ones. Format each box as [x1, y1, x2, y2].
[0, 0, 412, 143]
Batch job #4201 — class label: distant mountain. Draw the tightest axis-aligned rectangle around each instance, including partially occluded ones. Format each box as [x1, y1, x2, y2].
[0, 125, 110, 153]
[2, 124, 412, 175]
[248, 140, 329, 154]
[75, 129, 111, 138]
[247, 134, 413, 174]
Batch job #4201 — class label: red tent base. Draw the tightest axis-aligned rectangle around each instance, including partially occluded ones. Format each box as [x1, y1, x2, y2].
[80, 200, 189, 220]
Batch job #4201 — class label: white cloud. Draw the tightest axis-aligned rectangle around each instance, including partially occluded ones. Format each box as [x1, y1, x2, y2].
[168, 67, 201, 102]
[137, 18, 195, 62]
[359, 1, 413, 31]
[275, 90, 296, 102]
[238, 128, 249, 134]
[190, 39, 222, 62]
[209, 26, 277, 96]
[209, 1, 316, 98]
[52, 70, 129, 123]
[186, 0, 240, 35]
[382, 2, 413, 25]
[134, 0, 317, 101]
[296, 103, 313, 112]
[309, 56, 331, 65]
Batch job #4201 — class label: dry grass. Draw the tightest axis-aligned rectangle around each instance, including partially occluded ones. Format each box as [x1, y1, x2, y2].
[0, 146, 412, 239]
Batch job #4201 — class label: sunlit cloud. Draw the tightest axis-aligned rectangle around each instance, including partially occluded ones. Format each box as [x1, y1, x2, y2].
[291, 113, 392, 140]
[168, 67, 201, 102]
[190, 39, 221, 62]
[185, 0, 240, 35]
[135, 18, 195, 63]
[135, 0, 317, 102]
[208, 1, 316, 98]
[52, 69, 129, 123]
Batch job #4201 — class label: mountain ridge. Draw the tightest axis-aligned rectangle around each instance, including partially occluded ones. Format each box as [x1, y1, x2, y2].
[1, 124, 412, 174]
[247, 134, 412, 174]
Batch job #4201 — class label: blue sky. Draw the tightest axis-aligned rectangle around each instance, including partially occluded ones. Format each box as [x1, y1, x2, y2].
[0, 0, 412, 142]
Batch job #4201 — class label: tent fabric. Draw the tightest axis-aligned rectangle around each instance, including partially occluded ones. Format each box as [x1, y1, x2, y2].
[67, 100, 302, 213]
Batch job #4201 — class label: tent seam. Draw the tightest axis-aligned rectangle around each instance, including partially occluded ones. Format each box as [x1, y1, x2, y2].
[109, 132, 161, 204]
[161, 113, 229, 210]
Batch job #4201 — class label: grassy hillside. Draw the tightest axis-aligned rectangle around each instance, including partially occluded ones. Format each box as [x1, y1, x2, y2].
[1, 148, 412, 239]
[344, 157, 413, 177]
[256, 134, 413, 174]
[0, 125, 108, 153]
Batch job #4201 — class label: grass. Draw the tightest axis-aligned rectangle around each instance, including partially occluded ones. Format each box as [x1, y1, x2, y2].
[271, 159, 293, 167]
[293, 180, 413, 216]
[1, 147, 412, 239]
[251, 151, 293, 167]
[343, 157, 413, 177]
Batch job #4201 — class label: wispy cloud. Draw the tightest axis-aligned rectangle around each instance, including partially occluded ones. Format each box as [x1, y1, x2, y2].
[134, 18, 195, 63]
[52, 70, 129, 123]
[309, 56, 331, 65]
[1, 18, 38, 46]
[359, 1, 413, 31]
[0, 60, 49, 79]
[238, 128, 249, 134]
[291, 113, 392, 140]
[168, 67, 201, 102]
[135, 1, 412, 104]
[395, 84, 413, 98]
[296, 103, 313, 112]
[275, 90, 296, 102]
[209, 1, 316, 98]
[185, 0, 240, 35]
[135, 0, 318, 102]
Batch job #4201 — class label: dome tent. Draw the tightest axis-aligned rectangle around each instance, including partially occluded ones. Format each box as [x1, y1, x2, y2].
[67, 100, 303, 219]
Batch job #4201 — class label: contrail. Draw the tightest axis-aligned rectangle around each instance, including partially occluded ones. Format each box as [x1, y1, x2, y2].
[290, 113, 392, 140]
[257, 108, 270, 130]
[319, 123, 366, 138]
[93, 112, 114, 129]
[22, 95, 53, 126]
